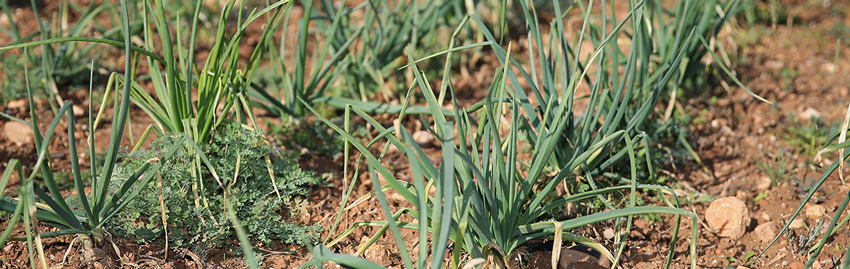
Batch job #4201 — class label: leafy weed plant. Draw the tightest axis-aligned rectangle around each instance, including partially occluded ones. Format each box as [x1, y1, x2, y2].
[108, 124, 321, 253]
[266, 118, 346, 157]
[754, 147, 792, 186]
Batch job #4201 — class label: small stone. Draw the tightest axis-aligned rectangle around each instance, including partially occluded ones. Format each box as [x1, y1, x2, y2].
[73, 105, 85, 116]
[711, 119, 722, 129]
[363, 247, 385, 266]
[736, 190, 748, 200]
[756, 177, 772, 192]
[761, 212, 771, 221]
[6, 99, 27, 109]
[813, 260, 822, 269]
[83, 247, 106, 262]
[764, 60, 784, 70]
[799, 107, 822, 122]
[789, 218, 806, 229]
[602, 228, 615, 240]
[375, 172, 390, 186]
[705, 197, 751, 239]
[840, 87, 850, 98]
[754, 222, 777, 243]
[806, 205, 826, 220]
[388, 191, 405, 203]
[821, 62, 836, 73]
[3, 121, 33, 145]
[386, 142, 399, 153]
[412, 130, 435, 146]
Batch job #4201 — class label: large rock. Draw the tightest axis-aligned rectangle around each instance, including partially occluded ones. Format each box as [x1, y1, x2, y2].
[705, 197, 751, 239]
[558, 244, 610, 269]
[3, 121, 33, 146]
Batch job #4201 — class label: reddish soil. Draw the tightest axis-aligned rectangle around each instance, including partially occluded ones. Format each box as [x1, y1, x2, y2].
[4, 0, 850, 269]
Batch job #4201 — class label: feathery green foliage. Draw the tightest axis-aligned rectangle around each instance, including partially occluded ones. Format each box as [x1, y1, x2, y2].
[107, 124, 321, 253]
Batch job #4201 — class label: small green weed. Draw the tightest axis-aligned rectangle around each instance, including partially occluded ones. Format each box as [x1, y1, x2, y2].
[108, 124, 321, 254]
[780, 67, 799, 91]
[0, 54, 46, 103]
[753, 191, 770, 203]
[267, 119, 345, 157]
[754, 147, 792, 186]
[782, 116, 842, 158]
[726, 251, 757, 264]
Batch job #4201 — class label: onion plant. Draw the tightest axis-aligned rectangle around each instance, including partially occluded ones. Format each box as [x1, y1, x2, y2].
[126, 0, 289, 144]
[340, 0, 451, 101]
[0, 1, 268, 268]
[754, 98, 850, 267]
[249, 0, 356, 117]
[0, 0, 116, 109]
[302, 0, 768, 268]
[249, 0, 456, 118]
[0, 1, 184, 268]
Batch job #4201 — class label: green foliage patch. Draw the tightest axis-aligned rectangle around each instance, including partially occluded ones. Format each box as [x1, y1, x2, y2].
[107, 124, 321, 252]
[267, 118, 345, 157]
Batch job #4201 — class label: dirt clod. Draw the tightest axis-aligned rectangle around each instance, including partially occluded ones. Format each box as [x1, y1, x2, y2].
[754, 221, 777, 243]
[806, 205, 826, 220]
[73, 105, 85, 116]
[705, 197, 751, 239]
[789, 219, 806, 230]
[761, 212, 771, 221]
[756, 177, 772, 192]
[558, 246, 608, 269]
[7, 99, 27, 109]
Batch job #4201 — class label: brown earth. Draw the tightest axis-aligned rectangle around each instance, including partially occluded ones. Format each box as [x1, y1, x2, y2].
[4, 0, 850, 268]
